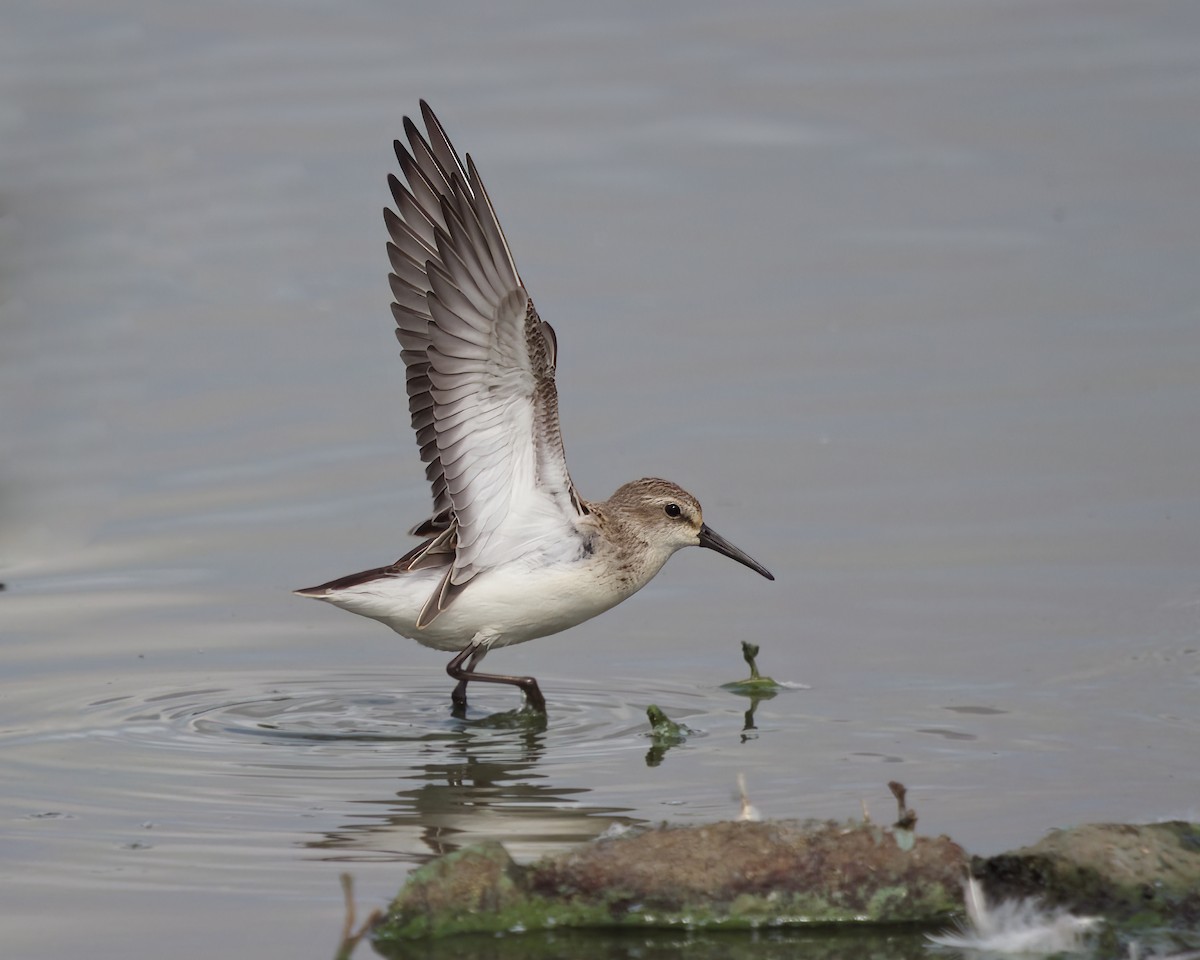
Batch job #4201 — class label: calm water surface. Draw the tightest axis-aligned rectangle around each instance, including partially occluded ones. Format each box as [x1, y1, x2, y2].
[2, 2, 1199, 958]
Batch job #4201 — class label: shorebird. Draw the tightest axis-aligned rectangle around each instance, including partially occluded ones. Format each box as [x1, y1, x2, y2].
[296, 102, 774, 712]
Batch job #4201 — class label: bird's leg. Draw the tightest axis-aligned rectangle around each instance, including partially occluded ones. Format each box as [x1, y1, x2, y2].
[445, 642, 547, 713]
[447, 645, 479, 709]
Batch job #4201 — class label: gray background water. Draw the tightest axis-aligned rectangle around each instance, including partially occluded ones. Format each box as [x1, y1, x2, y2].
[2, 1, 1198, 957]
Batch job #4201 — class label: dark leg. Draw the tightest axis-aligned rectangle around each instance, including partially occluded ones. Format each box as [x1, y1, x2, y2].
[445, 643, 546, 712]
[448, 645, 483, 709]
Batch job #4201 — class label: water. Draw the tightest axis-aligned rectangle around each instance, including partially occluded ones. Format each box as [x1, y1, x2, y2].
[2, 2, 1199, 958]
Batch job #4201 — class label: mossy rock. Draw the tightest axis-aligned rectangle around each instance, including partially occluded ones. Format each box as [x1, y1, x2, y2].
[376, 819, 967, 941]
[974, 821, 1200, 927]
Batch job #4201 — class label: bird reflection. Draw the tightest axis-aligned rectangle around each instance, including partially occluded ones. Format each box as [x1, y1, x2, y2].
[307, 706, 638, 863]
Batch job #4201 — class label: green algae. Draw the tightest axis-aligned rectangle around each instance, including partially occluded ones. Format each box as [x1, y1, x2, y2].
[644, 705, 691, 766]
[720, 642, 783, 695]
[645, 705, 688, 741]
[373, 927, 939, 960]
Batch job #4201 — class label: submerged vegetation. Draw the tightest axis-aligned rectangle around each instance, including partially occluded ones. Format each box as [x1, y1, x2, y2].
[719, 641, 783, 696]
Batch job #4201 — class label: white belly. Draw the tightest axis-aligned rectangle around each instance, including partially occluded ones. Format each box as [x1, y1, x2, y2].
[314, 556, 644, 652]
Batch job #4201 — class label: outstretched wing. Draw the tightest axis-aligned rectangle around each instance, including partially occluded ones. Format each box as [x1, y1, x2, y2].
[385, 101, 588, 624]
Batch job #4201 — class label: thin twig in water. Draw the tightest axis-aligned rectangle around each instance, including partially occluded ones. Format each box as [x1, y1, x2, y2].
[334, 873, 383, 960]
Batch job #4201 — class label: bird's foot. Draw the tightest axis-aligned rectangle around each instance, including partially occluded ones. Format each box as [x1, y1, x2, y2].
[519, 678, 546, 713]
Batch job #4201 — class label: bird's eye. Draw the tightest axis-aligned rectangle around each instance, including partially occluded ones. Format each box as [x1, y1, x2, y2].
[664, 503, 682, 519]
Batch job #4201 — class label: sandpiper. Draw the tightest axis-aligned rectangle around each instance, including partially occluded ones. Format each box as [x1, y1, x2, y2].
[296, 102, 774, 712]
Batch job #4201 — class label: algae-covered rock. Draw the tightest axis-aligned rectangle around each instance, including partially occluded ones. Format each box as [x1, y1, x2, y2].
[383, 841, 527, 938]
[377, 819, 967, 941]
[974, 821, 1200, 927]
[533, 819, 965, 921]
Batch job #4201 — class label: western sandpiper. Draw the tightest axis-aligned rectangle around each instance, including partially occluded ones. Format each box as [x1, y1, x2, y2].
[296, 102, 773, 712]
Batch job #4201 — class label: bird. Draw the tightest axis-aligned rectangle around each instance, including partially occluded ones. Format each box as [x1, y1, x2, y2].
[296, 102, 774, 713]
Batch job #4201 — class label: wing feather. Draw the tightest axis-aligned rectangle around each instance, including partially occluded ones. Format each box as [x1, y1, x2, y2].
[385, 102, 588, 616]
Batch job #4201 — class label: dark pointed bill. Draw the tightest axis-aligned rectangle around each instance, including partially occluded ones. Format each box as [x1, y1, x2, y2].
[698, 523, 774, 581]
